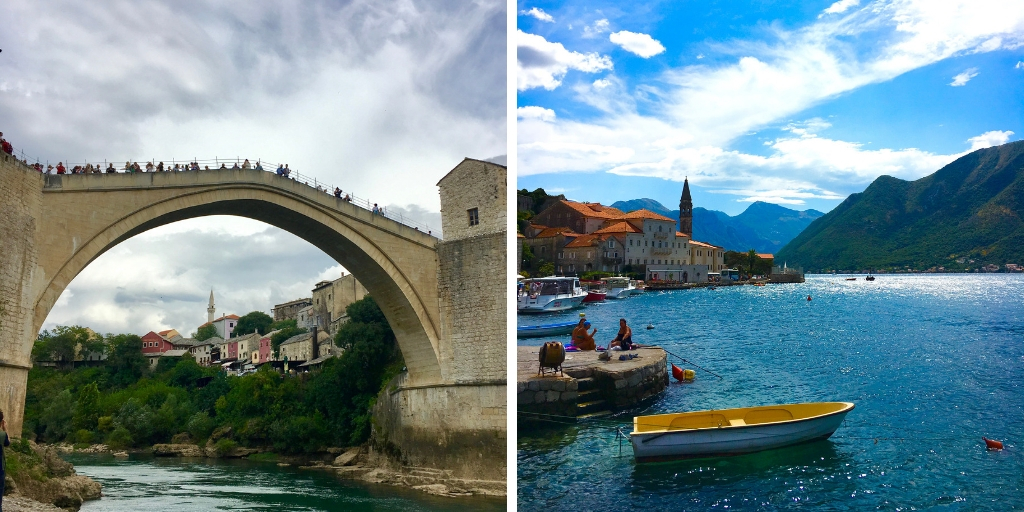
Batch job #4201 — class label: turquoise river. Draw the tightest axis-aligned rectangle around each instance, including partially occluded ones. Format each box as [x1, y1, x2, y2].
[517, 274, 1024, 511]
[62, 453, 505, 511]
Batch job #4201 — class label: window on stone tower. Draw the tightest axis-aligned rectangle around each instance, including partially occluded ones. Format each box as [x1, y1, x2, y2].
[468, 208, 479, 226]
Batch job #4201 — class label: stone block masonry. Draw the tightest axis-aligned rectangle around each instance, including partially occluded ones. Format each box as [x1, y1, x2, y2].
[517, 347, 668, 426]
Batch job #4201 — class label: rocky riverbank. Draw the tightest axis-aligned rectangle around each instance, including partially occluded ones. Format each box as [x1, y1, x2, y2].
[4, 440, 101, 511]
[48, 439, 505, 499]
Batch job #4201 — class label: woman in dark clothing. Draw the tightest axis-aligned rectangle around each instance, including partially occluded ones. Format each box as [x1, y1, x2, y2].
[0, 409, 9, 510]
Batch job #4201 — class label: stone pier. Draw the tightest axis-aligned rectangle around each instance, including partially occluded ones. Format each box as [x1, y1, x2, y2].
[516, 346, 668, 425]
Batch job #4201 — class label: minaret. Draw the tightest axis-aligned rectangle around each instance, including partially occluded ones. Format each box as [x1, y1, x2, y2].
[207, 290, 216, 323]
[679, 177, 693, 237]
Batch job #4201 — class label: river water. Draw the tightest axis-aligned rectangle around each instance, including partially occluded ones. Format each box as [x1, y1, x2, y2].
[517, 274, 1024, 511]
[63, 453, 505, 511]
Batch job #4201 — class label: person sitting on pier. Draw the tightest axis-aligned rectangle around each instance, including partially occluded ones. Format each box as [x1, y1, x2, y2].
[609, 318, 634, 350]
[572, 320, 597, 351]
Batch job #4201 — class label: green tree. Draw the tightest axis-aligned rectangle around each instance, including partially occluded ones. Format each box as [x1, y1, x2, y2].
[72, 382, 101, 432]
[269, 318, 297, 331]
[193, 324, 219, 341]
[233, 311, 274, 336]
[538, 261, 555, 277]
[522, 243, 535, 267]
[747, 249, 757, 278]
[106, 333, 147, 387]
[33, 325, 96, 369]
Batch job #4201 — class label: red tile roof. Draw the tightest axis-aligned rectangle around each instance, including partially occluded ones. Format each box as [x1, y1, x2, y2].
[757, 253, 775, 259]
[620, 209, 675, 222]
[594, 221, 642, 234]
[533, 226, 578, 238]
[560, 200, 625, 219]
[564, 234, 601, 248]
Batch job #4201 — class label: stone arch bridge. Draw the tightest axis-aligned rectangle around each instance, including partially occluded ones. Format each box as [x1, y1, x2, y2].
[0, 154, 506, 482]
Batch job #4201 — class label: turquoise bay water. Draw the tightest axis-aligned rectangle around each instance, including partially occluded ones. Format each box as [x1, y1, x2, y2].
[64, 454, 505, 512]
[518, 275, 1024, 511]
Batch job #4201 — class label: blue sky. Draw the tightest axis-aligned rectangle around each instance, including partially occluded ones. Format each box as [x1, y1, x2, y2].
[517, 0, 1024, 215]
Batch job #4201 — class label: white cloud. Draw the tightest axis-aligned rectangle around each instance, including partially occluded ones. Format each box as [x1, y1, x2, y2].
[519, 0, 1024, 203]
[967, 130, 1013, 150]
[593, 79, 612, 90]
[1015, 61, 1024, 69]
[950, 67, 979, 86]
[520, 7, 554, 23]
[517, 30, 613, 90]
[517, 106, 557, 122]
[821, 0, 860, 16]
[609, 31, 666, 58]
[583, 19, 611, 39]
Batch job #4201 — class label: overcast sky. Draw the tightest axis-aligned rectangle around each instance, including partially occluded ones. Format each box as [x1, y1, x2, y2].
[516, 0, 1024, 215]
[0, 0, 505, 337]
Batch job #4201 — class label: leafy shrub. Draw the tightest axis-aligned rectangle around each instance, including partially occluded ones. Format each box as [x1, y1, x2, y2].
[214, 438, 238, 456]
[74, 429, 94, 444]
[106, 426, 133, 449]
[186, 412, 214, 442]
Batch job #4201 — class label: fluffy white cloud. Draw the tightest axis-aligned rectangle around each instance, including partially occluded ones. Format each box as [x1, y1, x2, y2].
[517, 106, 557, 122]
[583, 19, 610, 39]
[609, 31, 666, 58]
[821, 0, 860, 16]
[521, 7, 554, 23]
[1017, 61, 1024, 69]
[519, 0, 1024, 203]
[967, 130, 1014, 150]
[950, 67, 979, 86]
[517, 30, 613, 90]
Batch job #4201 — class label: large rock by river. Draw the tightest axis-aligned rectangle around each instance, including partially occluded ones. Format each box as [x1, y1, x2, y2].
[5, 441, 101, 511]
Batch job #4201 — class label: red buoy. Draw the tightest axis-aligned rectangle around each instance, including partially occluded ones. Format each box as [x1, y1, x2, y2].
[671, 364, 684, 382]
[983, 437, 1004, 450]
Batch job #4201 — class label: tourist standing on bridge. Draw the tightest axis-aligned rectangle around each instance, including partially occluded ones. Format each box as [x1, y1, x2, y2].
[56, 162, 66, 174]
[242, 159, 251, 169]
[106, 163, 116, 173]
[0, 132, 12, 155]
[254, 161, 263, 171]
[334, 187, 342, 198]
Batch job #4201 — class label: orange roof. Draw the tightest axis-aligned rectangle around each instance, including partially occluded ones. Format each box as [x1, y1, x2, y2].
[533, 226, 578, 238]
[594, 221, 642, 234]
[564, 233, 621, 248]
[620, 209, 675, 222]
[158, 329, 173, 336]
[517, 233, 526, 238]
[560, 200, 625, 219]
[676, 231, 690, 238]
[757, 253, 774, 259]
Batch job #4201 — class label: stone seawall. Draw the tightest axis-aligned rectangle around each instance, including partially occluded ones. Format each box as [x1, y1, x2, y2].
[517, 347, 668, 424]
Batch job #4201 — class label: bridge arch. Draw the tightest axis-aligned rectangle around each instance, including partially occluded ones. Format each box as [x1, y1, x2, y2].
[32, 172, 443, 383]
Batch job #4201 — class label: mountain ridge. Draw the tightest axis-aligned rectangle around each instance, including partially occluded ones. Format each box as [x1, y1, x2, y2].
[776, 140, 1024, 271]
[610, 198, 823, 254]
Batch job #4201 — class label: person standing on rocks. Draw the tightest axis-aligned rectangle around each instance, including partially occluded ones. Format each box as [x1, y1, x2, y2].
[0, 409, 9, 509]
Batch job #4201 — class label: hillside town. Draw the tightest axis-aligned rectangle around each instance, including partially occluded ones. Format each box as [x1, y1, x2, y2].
[517, 178, 728, 283]
[65, 271, 369, 375]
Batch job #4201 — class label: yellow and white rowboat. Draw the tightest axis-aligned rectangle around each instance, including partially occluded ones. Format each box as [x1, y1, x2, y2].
[631, 402, 854, 462]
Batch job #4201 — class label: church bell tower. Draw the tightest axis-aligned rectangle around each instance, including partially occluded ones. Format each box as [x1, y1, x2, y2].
[679, 177, 693, 237]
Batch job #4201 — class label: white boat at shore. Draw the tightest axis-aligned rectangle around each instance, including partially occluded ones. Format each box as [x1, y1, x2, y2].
[630, 402, 854, 462]
[601, 276, 635, 299]
[629, 279, 645, 295]
[518, 276, 587, 314]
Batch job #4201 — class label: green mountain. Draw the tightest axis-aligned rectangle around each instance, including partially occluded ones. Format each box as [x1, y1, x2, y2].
[776, 140, 1024, 272]
[611, 199, 822, 253]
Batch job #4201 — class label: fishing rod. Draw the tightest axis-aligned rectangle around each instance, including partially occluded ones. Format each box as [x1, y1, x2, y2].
[659, 347, 724, 380]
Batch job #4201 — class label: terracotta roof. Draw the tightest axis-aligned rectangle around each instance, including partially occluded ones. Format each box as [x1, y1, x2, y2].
[620, 209, 675, 222]
[517, 233, 526, 238]
[676, 231, 689, 238]
[564, 234, 600, 248]
[533, 226, 578, 238]
[564, 233, 620, 248]
[594, 221, 642, 234]
[757, 253, 775, 259]
[560, 200, 625, 219]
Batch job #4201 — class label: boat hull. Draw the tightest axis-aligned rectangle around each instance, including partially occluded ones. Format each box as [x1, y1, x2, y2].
[517, 294, 586, 314]
[582, 291, 606, 303]
[516, 321, 577, 338]
[604, 288, 632, 299]
[631, 402, 854, 462]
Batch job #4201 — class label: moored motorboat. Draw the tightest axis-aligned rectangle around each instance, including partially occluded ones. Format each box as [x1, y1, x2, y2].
[580, 280, 607, 302]
[601, 276, 635, 299]
[629, 279, 645, 295]
[518, 276, 587, 313]
[630, 402, 854, 462]
[516, 321, 577, 338]
[865, 275, 875, 281]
